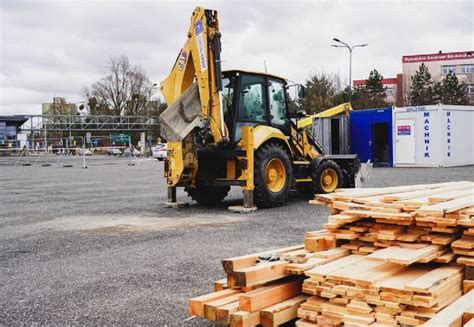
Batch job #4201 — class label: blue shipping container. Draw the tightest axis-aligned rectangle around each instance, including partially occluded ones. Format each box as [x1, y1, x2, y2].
[350, 107, 393, 167]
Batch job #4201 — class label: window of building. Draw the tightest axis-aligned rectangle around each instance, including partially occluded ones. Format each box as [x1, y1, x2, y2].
[0, 122, 5, 140]
[467, 84, 474, 95]
[461, 64, 474, 74]
[385, 88, 394, 97]
[5, 125, 17, 139]
[441, 65, 457, 75]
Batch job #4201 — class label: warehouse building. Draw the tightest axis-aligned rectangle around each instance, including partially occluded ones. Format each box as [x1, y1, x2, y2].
[0, 115, 29, 149]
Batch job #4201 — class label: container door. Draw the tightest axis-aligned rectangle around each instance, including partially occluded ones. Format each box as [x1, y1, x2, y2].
[395, 119, 415, 164]
[370, 122, 390, 166]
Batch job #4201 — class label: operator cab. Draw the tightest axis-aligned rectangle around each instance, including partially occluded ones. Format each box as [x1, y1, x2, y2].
[222, 70, 291, 144]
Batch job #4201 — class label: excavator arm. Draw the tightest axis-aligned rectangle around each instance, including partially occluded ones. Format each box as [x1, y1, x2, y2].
[296, 102, 353, 130]
[160, 6, 226, 143]
[159, 7, 228, 186]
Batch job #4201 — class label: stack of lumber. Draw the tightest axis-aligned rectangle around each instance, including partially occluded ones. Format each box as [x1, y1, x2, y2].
[298, 257, 464, 326]
[311, 181, 474, 267]
[189, 244, 313, 326]
[188, 181, 474, 326]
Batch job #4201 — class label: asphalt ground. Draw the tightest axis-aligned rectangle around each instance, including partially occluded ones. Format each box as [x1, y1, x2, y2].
[0, 157, 473, 325]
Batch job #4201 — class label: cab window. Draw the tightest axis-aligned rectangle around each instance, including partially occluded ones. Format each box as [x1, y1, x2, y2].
[237, 75, 266, 123]
[268, 78, 289, 130]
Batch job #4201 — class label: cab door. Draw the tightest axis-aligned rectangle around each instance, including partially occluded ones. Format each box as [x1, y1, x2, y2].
[233, 74, 267, 142]
[267, 78, 290, 136]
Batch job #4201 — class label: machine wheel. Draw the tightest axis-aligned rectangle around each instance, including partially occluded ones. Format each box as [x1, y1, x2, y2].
[311, 159, 343, 194]
[254, 143, 292, 208]
[185, 185, 230, 206]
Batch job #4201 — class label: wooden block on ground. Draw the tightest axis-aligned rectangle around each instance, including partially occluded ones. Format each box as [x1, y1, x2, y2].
[239, 279, 303, 312]
[260, 295, 309, 327]
[188, 288, 241, 316]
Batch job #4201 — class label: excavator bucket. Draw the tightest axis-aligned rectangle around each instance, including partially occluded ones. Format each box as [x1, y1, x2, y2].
[159, 83, 205, 142]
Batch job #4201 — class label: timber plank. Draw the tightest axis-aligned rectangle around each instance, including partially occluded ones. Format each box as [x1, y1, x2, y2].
[239, 279, 303, 312]
[417, 195, 474, 217]
[260, 295, 309, 327]
[423, 290, 474, 326]
[233, 261, 290, 287]
[405, 264, 464, 293]
[230, 311, 260, 327]
[305, 255, 366, 278]
[188, 288, 241, 316]
[222, 244, 304, 273]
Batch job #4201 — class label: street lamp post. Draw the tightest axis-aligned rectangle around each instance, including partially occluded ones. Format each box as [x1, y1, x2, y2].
[331, 38, 368, 100]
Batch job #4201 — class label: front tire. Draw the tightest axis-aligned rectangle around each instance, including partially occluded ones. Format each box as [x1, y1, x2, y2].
[185, 185, 230, 206]
[254, 143, 292, 208]
[311, 159, 343, 194]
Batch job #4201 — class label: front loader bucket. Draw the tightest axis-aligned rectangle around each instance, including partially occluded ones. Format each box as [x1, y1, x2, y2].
[159, 83, 205, 142]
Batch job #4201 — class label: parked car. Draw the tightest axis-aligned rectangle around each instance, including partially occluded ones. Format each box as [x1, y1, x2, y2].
[123, 147, 140, 157]
[107, 148, 122, 156]
[152, 143, 167, 161]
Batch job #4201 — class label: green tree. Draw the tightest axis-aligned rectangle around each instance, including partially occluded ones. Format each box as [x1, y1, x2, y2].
[436, 72, 469, 105]
[366, 69, 385, 96]
[349, 69, 388, 110]
[299, 73, 342, 114]
[409, 63, 436, 105]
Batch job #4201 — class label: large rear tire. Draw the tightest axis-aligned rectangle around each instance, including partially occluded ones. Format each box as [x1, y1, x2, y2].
[254, 143, 292, 208]
[185, 185, 230, 206]
[311, 159, 343, 194]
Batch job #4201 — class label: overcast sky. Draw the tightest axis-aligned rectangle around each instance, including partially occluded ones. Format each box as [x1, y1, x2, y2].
[0, 0, 472, 115]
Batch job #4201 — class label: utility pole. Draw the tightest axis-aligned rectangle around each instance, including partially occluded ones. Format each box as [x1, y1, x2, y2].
[331, 38, 368, 101]
[44, 117, 47, 153]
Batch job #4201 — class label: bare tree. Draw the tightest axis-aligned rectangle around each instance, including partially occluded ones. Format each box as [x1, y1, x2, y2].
[82, 55, 158, 116]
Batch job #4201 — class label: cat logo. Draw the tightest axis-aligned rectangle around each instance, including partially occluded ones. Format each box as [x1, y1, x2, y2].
[178, 50, 187, 71]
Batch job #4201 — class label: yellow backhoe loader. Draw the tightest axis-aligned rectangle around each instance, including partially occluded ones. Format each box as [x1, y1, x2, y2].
[159, 6, 361, 209]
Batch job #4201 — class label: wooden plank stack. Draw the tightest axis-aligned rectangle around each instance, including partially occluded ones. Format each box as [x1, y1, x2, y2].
[311, 181, 474, 267]
[188, 181, 474, 326]
[299, 258, 464, 326]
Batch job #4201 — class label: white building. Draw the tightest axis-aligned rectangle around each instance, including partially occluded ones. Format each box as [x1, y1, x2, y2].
[402, 51, 474, 103]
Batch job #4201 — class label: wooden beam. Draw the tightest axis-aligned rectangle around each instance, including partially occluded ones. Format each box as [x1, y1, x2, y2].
[260, 295, 309, 327]
[230, 311, 260, 327]
[233, 261, 290, 287]
[188, 288, 241, 316]
[221, 244, 304, 273]
[203, 295, 240, 322]
[239, 279, 303, 312]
